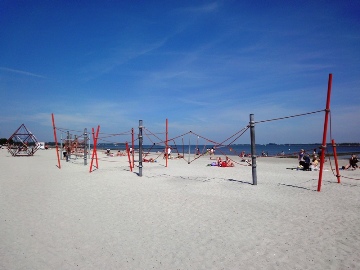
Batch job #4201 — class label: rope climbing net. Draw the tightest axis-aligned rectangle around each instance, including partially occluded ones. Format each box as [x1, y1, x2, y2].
[141, 125, 252, 168]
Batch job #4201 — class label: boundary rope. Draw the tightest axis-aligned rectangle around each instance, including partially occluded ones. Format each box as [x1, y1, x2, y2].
[254, 109, 325, 124]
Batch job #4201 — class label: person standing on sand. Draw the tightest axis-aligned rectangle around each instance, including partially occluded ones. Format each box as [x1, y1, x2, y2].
[167, 147, 171, 158]
[210, 147, 215, 159]
[164, 146, 172, 159]
[66, 145, 71, 162]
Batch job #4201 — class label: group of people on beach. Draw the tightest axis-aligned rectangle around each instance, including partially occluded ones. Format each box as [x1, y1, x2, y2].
[298, 149, 319, 171]
[207, 156, 235, 167]
[298, 148, 358, 171]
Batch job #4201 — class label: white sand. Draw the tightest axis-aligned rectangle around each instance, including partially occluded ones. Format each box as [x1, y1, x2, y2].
[1, 148, 359, 269]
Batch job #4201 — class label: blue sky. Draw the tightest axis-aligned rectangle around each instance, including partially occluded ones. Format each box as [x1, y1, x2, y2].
[1, 0, 359, 145]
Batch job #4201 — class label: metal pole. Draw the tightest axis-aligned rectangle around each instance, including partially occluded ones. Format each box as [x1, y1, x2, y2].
[51, 113, 61, 169]
[126, 142, 133, 172]
[88, 134, 91, 160]
[74, 135, 77, 160]
[139, 120, 143, 177]
[166, 119, 168, 167]
[188, 137, 191, 164]
[84, 128, 88, 166]
[60, 133, 63, 160]
[131, 128, 135, 168]
[250, 114, 257, 185]
[66, 131, 70, 162]
[182, 137, 184, 156]
[317, 73, 332, 192]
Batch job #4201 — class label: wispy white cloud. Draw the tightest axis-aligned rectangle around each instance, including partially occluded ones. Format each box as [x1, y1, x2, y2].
[0, 67, 45, 78]
[176, 97, 211, 107]
[79, 38, 169, 81]
[179, 2, 219, 14]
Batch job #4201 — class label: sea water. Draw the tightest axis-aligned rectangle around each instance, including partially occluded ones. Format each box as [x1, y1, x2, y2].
[96, 143, 360, 158]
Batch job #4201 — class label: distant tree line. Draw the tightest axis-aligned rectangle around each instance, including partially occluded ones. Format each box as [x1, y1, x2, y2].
[0, 138, 9, 145]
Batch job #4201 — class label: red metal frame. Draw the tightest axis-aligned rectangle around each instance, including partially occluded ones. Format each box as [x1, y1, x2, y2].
[89, 125, 100, 173]
[126, 142, 133, 172]
[51, 114, 61, 168]
[7, 123, 40, 157]
[317, 74, 332, 192]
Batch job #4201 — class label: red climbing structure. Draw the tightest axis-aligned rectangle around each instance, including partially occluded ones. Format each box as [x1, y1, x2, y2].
[89, 125, 100, 173]
[7, 124, 40, 156]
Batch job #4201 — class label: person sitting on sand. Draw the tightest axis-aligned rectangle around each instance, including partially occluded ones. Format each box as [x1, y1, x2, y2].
[143, 157, 155, 162]
[216, 157, 230, 167]
[310, 156, 319, 171]
[300, 153, 311, 171]
[176, 153, 184, 159]
[116, 150, 126, 156]
[312, 148, 317, 158]
[298, 149, 305, 164]
[344, 154, 358, 170]
[225, 156, 234, 167]
[240, 158, 252, 166]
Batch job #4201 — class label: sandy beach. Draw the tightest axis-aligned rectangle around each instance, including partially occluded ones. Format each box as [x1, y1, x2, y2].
[1, 148, 359, 269]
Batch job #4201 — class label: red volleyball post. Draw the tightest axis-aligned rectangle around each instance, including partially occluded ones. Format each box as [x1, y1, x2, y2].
[332, 139, 341, 183]
[317, 74, 333, 192]
[89, 127, 96, 172]
[165, 118, 169, 167]
[89, 125, 100, 173]
[51, 113, 61, 169]
[126, 142, 133, 172]
[95, 126, 100, 169]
